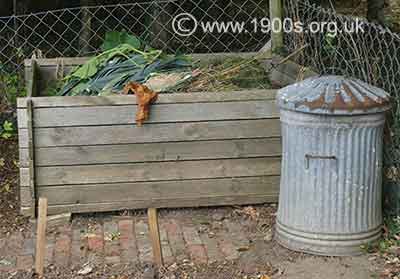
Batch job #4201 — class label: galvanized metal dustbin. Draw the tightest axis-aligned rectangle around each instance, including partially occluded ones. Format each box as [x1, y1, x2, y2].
[275, 75, 391, 256]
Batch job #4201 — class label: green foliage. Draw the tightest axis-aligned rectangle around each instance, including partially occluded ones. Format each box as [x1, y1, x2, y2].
[322, 32, 337, 54]
[0, 72, 26, 107]
[44, 80, 64, 96]
[101, 31, 142, 51]
[0, 120, 15, 139]
[66, 44, 162, 82]
[362, 216, 400, 253]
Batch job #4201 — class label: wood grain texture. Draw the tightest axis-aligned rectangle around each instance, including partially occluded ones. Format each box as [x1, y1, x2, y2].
[21, 138, 281, 167]
[35, 197, 47, 278]
[23, 52, 260, 68]
[27, 99, 36, 217]
[18, 119, 281, 148]
[36, 157, 281, 186]
[20, 187, 32, 207]
[17, 100, 278, 128]
[148, 208, 163, 266]
[37, 176, 280, 205]
[270, 0, 284, 52]
[17, 90, 277, 108]
[26, 59, 38, 97]
[45, 194, 278, 215]
[17, 70, 282, 214]
[20, 168, 30, 187]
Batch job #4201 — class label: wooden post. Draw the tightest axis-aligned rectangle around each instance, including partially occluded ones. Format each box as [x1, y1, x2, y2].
[147, 208, 163, 266]
[27, 59, 38, 98]
[79, 4, 92, 55]
[26, 99, 36, 217]
[269, 0, 284, 54]
[21, 59, 38, 217]
[35, 197, 48, 278]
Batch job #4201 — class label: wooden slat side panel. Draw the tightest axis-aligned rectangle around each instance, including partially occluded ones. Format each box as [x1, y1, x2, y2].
[19, 119, 281, 148]
[46, 195, 278, 215]
[20, 168, 30, 187]
[19, 169, 33, 216]
[17, 90, 277, 108]
[19, 148, 29, 168]
[17, 101, 279, 128]
[36, 157, 281, 186]
[28, 138, 281, 166]
[38, 176, 280, 205]
[19, 128, 28, 149]
[20, 187, 32, 207]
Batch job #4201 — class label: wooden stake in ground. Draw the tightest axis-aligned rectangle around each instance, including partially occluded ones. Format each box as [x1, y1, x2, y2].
[147, 208, 163, 266]
[35, 197, 48, 278]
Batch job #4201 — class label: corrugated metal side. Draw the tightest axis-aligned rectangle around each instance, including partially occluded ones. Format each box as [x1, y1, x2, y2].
[277, 109, 384, 252]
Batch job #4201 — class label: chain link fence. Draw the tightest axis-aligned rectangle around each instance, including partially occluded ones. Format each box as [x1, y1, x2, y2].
[283, 0, 400, 213]
[284, 0, 400, 96]
[0, 0, 270, 75]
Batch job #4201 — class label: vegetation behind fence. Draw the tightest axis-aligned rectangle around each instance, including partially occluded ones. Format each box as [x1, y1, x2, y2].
[0, 0, 270, 75]
[283, 0, 400, 210]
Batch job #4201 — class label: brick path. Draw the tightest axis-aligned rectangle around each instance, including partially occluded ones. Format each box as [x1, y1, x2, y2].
[0, 212, 259, 272]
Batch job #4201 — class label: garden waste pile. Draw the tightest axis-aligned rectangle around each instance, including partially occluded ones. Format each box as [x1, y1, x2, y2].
[54, 32, 271, 97]
[57, 32, 196, 96]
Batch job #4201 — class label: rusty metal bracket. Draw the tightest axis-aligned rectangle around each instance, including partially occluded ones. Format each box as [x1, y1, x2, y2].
[304, 154, 337, 170]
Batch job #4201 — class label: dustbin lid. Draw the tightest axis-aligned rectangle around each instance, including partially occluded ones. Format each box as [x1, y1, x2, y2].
[277, 75, 391, 115]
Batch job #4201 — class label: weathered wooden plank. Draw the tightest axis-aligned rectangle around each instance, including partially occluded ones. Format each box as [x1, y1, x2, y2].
[26, 59, 38, 97]
[17, 90, 277, 108]
[46, 194, 278, 215]
[25, 57, 90, 67]
[22, 138, 281, 167]
[18, 119, 281, 148]
[36, 157, 280, 186]
[270, 0, 284, 52]
[20, 187, 32, 207]
[35, 197, 48, 277]
[37, 176, 279, 205]
[26, 99, 36, 217]
[20, 168, 30, 187]
[19, 128, 28, 149]
[19, 148, 29, 168]
[23, 52, 260, 68]
[147, 208, 163, 266]
[17, 101, 279, 128]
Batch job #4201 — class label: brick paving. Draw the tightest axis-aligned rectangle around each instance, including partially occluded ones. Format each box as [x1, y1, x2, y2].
[0, 213, 257, 272]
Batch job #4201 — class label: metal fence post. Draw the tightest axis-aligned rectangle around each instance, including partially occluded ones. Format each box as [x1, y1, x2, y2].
[269, 0, 284, 53]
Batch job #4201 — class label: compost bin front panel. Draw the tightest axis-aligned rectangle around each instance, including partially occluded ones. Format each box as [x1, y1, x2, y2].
[17, 91, 281, 215]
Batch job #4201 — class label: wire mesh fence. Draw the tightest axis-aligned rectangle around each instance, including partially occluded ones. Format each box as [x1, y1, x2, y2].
[0, 0, 270, 75]
[283, 0, 400, 207]
[283, 0, 400, 98]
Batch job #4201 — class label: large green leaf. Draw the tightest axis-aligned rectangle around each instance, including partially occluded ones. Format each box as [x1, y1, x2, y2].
[101, 31, 141, 51]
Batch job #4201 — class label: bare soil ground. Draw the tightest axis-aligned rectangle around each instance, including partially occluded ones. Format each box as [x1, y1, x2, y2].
[0, 138, 29, 237]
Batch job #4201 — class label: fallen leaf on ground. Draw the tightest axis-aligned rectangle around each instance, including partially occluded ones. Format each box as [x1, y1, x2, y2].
[77, 264, 93, 275]
[235, 206, 259, 220]
[237, 246, 250, 252]
[0, 259, 12, 266]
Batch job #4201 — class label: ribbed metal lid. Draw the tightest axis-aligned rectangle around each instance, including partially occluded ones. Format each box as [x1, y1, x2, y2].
[277, 75, 391, 115]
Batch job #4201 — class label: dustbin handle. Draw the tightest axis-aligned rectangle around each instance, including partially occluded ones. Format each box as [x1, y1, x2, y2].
[305, 154, 337, 170]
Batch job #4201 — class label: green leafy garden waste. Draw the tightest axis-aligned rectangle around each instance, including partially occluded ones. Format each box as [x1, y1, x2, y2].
[58, 31, 194, 96]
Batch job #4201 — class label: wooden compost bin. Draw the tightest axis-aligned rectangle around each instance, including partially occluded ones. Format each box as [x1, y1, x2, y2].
[18, 56, 281, 217]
